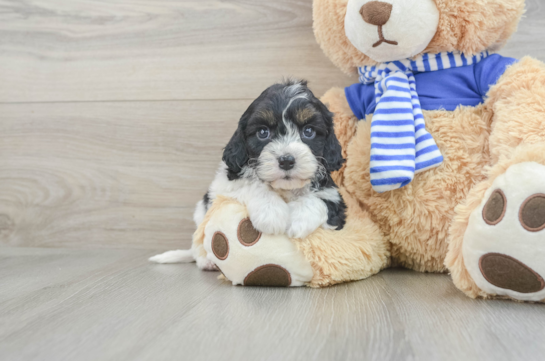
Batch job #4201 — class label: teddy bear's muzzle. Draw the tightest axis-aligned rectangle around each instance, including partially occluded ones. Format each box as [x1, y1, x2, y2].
[359, 1, 398, 48]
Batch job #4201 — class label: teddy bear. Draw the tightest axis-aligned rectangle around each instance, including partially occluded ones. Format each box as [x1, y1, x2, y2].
[187, 0, 545, 303]
[313, 0, 545, 302]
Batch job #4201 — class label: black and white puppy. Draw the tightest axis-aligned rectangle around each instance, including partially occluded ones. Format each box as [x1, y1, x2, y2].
[150, 79, 347, 269]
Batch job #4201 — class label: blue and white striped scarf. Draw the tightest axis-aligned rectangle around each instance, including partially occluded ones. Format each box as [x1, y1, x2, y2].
[359, 51, 490, 193]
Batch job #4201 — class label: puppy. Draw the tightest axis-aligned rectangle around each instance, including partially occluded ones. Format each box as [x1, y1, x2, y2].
[150, 79, 347, 269]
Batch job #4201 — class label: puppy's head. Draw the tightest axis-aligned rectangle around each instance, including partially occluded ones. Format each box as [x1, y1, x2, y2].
[223, 79, 344, 190]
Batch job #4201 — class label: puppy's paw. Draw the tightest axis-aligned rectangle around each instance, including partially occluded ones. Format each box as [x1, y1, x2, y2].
[248, 203, 290, 235]
[286, 197, 328, 239]
[251, 215, 288, 235]
[196, 255, 219, 271]
[286, 222, 314, 239]
[286, 215, 322, 239]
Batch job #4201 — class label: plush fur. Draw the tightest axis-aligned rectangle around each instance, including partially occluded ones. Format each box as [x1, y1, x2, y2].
[312, 0, 545, 301]
[294, 188, 390, 287]
[343, 104, 492, 272]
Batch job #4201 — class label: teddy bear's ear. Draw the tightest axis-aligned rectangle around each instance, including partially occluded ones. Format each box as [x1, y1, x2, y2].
[425, 0, 525, 55]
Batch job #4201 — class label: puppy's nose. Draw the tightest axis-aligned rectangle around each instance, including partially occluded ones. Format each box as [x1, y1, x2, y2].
[360, 1, 393, 26]
[278, 155, 295, 171]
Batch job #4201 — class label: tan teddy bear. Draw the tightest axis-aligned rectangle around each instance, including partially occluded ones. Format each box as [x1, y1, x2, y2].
[161, 0, 545, 303]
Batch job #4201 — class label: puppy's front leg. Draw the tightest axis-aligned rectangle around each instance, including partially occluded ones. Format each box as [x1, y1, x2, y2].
[245, 184, 289, 235]
[286, 195, 328, 239]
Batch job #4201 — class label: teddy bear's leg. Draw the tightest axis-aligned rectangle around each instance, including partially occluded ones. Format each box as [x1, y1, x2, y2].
[446, 58, 545, 302]
[295, 188, 390, 288]
[446, 145, 545, 302]
[320, 87, 359, 185]
[483, 57, 545, 166]
[201, 193, 390, 288]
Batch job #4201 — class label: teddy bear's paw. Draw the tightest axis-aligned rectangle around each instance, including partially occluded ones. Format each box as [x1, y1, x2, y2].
[463, 162, 545, 302]
[203, 203, 314, 287]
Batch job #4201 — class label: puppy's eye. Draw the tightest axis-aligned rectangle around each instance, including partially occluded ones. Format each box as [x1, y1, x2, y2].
[302, 126, 316, 140]
[256, 127, 270, 140]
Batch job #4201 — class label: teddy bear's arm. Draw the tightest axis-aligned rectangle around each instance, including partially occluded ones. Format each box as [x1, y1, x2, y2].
[485, 56, 545, 163]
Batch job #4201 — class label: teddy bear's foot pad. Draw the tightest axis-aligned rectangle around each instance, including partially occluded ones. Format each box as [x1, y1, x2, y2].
[479, 253, 544, 294]
[244, 264, 292, 287]
[463, 162, 545, 301]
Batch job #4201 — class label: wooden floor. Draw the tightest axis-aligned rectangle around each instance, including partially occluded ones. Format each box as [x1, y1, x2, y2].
[1, 0, 545, 360]
[2, 247, 545, 361]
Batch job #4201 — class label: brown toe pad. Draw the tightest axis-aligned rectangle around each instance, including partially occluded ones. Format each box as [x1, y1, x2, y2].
[479, 253, 544, 294]
[482, 189, 506, 225]
[244, 264, 291, 287]
[519, 194, 545, 232]
[238, 218, 262, 246]
[211, 232, 229, 260]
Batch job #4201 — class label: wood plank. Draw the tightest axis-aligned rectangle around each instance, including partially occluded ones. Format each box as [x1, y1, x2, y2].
[1, 247, 545, 361]
[2, 0, 542, 104]
[502, 0, 545, 60]
[1, 1, 544, 249]
[0, 0, 355, 103]
[0, 100, 250, 249]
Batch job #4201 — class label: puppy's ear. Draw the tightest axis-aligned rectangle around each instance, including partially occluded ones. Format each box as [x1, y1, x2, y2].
[323, 127, 344, 172]
[222, 129, 248, 180]
[316, 102, 344, 173]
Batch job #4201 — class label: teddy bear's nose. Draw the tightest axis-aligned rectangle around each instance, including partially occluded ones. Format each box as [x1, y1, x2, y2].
[360, 1, 393, 26]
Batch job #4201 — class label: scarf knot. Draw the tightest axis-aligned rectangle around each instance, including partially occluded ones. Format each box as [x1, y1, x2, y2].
[359, 51, 490, 193]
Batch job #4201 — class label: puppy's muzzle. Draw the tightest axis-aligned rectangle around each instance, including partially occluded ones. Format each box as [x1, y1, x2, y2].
[278, 154, 295, 171]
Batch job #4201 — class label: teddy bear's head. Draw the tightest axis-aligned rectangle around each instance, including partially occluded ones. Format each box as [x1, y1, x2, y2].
[313, 0, 525, 73]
